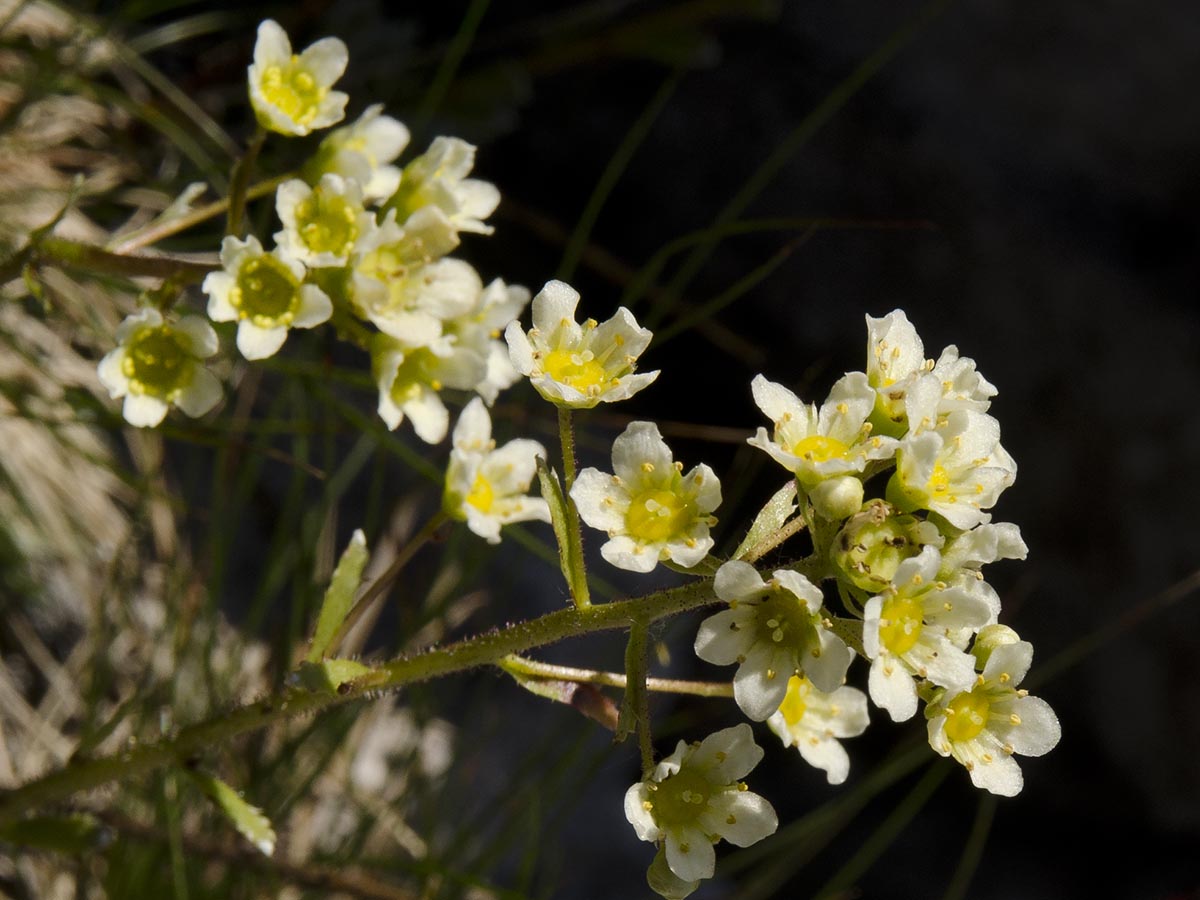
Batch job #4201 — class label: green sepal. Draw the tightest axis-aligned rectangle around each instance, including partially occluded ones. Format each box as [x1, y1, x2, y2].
[0, 814, 104, 854]
[294, 658, 374, 693]
[306, 528, 369, 662]
[184, 770, 275, 856]
[535, 458, 582, 600]
[734, 480, 797, 562]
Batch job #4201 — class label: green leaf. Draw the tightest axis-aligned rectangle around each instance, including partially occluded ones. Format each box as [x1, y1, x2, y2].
[734, 480, 798, 562]
[306, 528, 369, 662]
[0, 814, 104, 854]
[535, 458, 578, 596]
[185, 770, 276, 857]
[293, 657, 374, 693]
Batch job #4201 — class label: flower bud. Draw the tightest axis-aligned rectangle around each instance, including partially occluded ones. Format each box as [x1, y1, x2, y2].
[807, 475, 864, 522]
[970, 623, 1021, 670]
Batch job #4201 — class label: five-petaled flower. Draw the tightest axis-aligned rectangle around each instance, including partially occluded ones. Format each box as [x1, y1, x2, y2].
[443, 398, 550, 544]
[505, 280, 658, 409]
[625, 724, 778, 884]
[570, 421, 720, 573]
[766, 675, 870, 785]
[925, 627, 1061, 796]
[695, 561, 853, 721]
[203, 235, 333, 360]
[248, 19, 349, 136]
[97, 308, 222, 427]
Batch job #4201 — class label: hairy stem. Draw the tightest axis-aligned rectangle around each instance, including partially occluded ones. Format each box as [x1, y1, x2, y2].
[556, 407, 591, 608]
[0, 580, 718, 823]
[498, 655, 734, 698]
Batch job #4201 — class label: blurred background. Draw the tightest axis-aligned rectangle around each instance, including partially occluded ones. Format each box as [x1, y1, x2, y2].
[1, 1, 1198, 898]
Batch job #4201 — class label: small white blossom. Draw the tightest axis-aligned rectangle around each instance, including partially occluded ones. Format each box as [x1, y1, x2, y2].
[624, 724, 777, 883]
[695, 561, 853, 721]
[861, 546, 993, 722]
[748, 373, 896, 502]
[571, 422, 720, 573]
[274, 174, 375, 267]
[350, 212, 467, 347]
[887, 409, 1016, 531]
[386, 136, 499, 234]
[443, 398, 550, 543]
[442, 278, 531, 405]
[866, 310, 996, 436]
[504, 280, 658, 409]
[766, 675, 869, 785]
[306, 104, 409, 200]
[203, 236, 332, 360]
[248, 19, 348, 137]
[371, 334, 485, 443]
[97, 308, 221, 427]
[926, 632, 1061, 796]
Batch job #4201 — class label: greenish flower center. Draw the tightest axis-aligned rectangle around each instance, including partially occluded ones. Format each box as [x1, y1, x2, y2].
[233, 256, 300, 327]
[121, 325, 191, 397]
[260, 60, 326, 125]
[652, 769, 711, 828]
[755, 590, 817, 658]
[878, 593, 924, 656]
[295, 190, 359, 258]
[943, 690, 991, 742]
[387, 348, 435, 406]
[626, 488, 691, 544]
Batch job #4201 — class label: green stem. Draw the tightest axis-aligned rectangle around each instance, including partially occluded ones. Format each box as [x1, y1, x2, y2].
[557, 407, 591, 608]
[0, 580, 717, 823]
[226, 127, 266, 237]
[18, 237, 216, 282]
[618, 620, 655, 776]
[498, 654, 733, 698]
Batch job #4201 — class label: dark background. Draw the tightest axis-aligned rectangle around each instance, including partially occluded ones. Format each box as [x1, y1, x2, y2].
[128, 1, 1200, 897]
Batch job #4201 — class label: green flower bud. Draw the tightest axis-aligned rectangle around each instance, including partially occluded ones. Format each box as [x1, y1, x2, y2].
[807, 475, 864, 522]
[830, 499, 940, 593]
[970, 623, 1021, 670]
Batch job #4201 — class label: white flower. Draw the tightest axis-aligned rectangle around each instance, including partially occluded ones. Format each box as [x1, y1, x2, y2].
[747, 372, 896, 494]
[886, 409, 1016, 531]
[861, 546, 994, 722]
[504, 280, 658, 409]
[203, 235, 333, 360]
[306, 104, 409, 200]
[624, 724, 777, 883]
[97, 308, 221, 427]
[248, 19, 349, 137]
[386, 136, 499, 234]
[443, 398, 550, 543]
[350, 212, 468, 347]
[866, 310, 995, 436]
[926, 634, 1061, 796]
[442, 278, 531, 405]
[274, 174, 375, 267]
[570, 422, 720, 573]
[371, 334, 486, 443]
[695, 561, 853, 721]
[766, 675, 869, 785]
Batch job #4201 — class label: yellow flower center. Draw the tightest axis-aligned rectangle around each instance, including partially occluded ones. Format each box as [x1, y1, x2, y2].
[791, 434, 849, 462]
[260, 60, 326, 126]
[943, 691, 991, 742]
[233, 256, 300, 327]
[121, 325, 191, 397]
[295, 190, 359, 258]
[927, 463, 956, 502]
[542, 348, 607, 392]
[778, 676, 812, 726]
[653, 769, 711, 827]
[466, 472, 495, 514]
[625, 489, 690, 544]
[878, 594, 924, 656]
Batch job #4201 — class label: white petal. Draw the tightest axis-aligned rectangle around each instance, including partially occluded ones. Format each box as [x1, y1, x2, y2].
[451, 396, 492, 451]
[404, 389, 449, 444]
[600, 535, 657, 573]
[122, 393, 168, 428]
[967, 743, 1024, 796]
[694, 608, 754, 666]
[623, 783, 661, 843]
[773, 569, 822, 614]
[293, 284, 334, 328]
[570, 468, 626, 532]
[797, 733, 852, 785]
[868, 655, 918, 722]
[750, 374, 804, 424]
[804, 629, 853, 694]
[504, 321, 534, 375]
[611, 421, 672, 484]
[692, 723, 763, 783]
[175, 316, 219, 358]
[202, 272, 238, 322]
[253, 19, 291, 68]
[714, 560, 766, 603]
[175, 366, 222, 418]
[702, 790, 777, 846]
[664, 826, 715, 883]
[530, 280, 580, 331]
[998, 696, 1061, 757]
[733, 646, 788, 721]
[983, 641, 1034, 686]
[97, 349, 128, 398]
[298, 36, 349, 86]
[237, 322, 288, 360]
